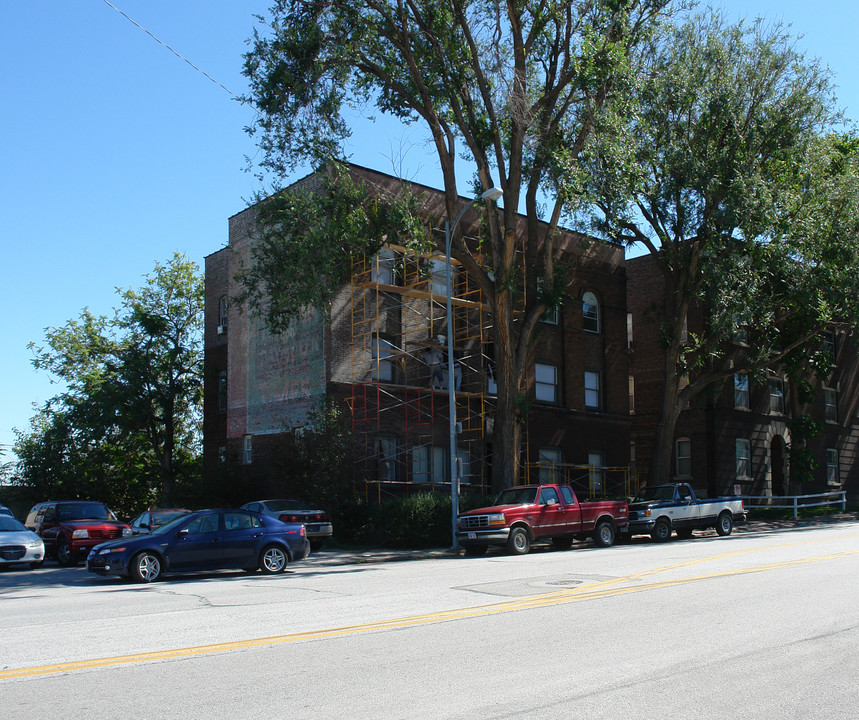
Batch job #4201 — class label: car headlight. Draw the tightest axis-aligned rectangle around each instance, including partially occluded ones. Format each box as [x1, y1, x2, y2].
[122, 528, 132, 537]
[487, 513, 506, 527]
[26, 540, 42, 549]
[98, 546, 124, 555]
[72, 529, 89, 539]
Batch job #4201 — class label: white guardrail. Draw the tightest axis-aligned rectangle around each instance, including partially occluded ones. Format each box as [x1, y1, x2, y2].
[741, 491, 847, 519]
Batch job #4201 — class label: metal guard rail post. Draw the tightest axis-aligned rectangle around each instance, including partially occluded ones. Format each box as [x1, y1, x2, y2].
[740, 491, 847, 519]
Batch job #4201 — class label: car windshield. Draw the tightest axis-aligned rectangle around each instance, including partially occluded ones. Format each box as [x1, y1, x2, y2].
[493, 487, 538, 506]
[0, 517, 27, 532]
[57, 503, 114, 521]
[633, 486, 677, 502]
[265, 500, 310, 512]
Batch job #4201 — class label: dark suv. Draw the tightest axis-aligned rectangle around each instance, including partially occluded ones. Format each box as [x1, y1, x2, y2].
[25, 501, 131, 566]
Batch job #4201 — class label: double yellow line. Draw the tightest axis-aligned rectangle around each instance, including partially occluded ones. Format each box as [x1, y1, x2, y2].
[3, 540, 857, 680]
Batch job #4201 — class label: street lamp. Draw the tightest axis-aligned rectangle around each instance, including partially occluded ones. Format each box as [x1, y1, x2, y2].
[446, 186, 503, 549]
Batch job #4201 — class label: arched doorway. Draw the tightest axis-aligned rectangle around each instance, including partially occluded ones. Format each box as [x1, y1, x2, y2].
[771, 436, 787, 496]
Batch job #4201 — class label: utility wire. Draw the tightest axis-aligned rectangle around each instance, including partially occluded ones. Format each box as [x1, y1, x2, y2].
[102, 0, 245, 103]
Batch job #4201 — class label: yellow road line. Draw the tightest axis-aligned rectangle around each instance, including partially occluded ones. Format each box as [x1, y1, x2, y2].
[3, 545, 857, 681]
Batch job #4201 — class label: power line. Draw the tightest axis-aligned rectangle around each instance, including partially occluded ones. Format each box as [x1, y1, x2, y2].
[102, 0, 245, 103]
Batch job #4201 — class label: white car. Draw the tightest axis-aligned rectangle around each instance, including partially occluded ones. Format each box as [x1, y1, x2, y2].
[0, 515, 45, 569]
[240, 499, 333, 550]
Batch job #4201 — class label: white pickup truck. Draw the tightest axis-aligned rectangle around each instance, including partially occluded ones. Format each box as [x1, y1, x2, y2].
[626, 483, 746, 541]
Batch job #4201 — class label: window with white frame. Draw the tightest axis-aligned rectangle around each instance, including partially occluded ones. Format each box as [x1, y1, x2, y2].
[537, 277, 559, 324]
[675, 438, 692, 478]
[535, 363, 559, 403]
[376, 434, 398, 482]
[734, 373, 750, 409]
[371, 335, 398, 383]
[218, 371, 227, 413]
[218, 296, 228, 332]
[430, 258, 449, 295]
[628, 376, 635, 415]
[582, 291, 600, 333]
[824, 387, 838, 423]
[821, 331, 836, 364]
[584, 370, 601, 409]
[769, 377, 785, 415]
[626, 312, 634, 348]
[242, 435, 253, 465]
[588, 450, 605, 493]
[538, 447, 563, 483]
[736, 438, 751, 479]
[371, 247, 398, 285]
[826, 448, 840, 485]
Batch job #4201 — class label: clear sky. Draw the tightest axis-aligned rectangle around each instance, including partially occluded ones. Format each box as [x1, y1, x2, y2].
[1, 0, 856, 463]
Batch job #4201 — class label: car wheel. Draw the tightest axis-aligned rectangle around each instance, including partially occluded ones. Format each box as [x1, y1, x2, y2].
[551, 536, 574, 550]
[30, 560, 44, 569]
[259, 545, 288, 574]
[716, 512, 734, 536]
[651, 518, 672, 542]
[463, 544, 487, 557]
[57, 538, 77, 566]
[130, 551, 163, 583]
[506, 526, 531, 555]
[593, 520, 617, 547]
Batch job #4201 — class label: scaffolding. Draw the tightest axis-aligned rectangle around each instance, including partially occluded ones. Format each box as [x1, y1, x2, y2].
[347, 245, 495, 495]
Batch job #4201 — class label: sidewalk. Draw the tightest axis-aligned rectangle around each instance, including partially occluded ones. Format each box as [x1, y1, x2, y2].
[302, 512, 859, 567]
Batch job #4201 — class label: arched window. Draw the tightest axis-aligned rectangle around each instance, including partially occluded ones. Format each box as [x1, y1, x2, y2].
[582, 291, 600, 333]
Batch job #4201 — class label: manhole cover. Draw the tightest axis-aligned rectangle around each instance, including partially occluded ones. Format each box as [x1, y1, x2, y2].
[545, 579, 583, 586]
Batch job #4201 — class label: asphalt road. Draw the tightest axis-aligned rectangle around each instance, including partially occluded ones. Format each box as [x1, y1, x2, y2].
[1, 518, 857, 719]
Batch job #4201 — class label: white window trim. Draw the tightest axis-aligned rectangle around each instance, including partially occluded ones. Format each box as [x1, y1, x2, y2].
[535, 363, 559, 404]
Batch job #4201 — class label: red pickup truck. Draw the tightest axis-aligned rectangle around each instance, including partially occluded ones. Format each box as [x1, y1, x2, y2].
[456, 484, 629, 556]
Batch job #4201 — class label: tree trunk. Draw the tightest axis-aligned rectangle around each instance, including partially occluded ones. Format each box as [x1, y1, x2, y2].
[491, 288, 523, 494]
[649, 346, 682, 485]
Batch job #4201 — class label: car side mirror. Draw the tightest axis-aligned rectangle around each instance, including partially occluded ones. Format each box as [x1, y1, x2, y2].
[176, 528, 189, 538]
[544, 498, 557, 506]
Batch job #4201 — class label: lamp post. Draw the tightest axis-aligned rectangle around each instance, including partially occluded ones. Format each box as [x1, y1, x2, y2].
[447, 186, 503, 549]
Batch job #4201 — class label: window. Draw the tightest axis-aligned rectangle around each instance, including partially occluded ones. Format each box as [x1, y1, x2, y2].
[769, 377, 785, 415]
[371, 247, 398, 285]
[588, 450, 605, 493]
[218, 445, 226, 463]
[377, 434, 398, 482]
[821, 331, 836, 364]
[538, 277, 559, 324]
[626, 312, 634, 348]
[826, 448, 840, 485]
[582, 291, 600, 333]
[628, 376, 635, 415]
[537, 486, 560, 505]
[218, 371, 227, 413]
[584, 371, 601, 410]
[538, 447, 563, 484]
[218, 296, 228, 333]
[535, 363, 559, 403]
[372, 335, 399, 383]
[675, 438, 691, 478]
[242, 435, 253, 465]
[736, 439, 751, 480]
[430, 258, 449, 295]
[224, 512, 261, 531]
[185, 513, 220, 535]
[824, 387, 838, 423]
[734, 374, 749, 409]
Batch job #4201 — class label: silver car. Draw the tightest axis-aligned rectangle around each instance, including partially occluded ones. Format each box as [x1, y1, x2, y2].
[0, 516, 45, 569]
[240, 499, 333, 551]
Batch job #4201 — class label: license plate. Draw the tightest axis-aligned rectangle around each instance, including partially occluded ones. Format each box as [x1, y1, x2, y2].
[468, 532, 476, 540]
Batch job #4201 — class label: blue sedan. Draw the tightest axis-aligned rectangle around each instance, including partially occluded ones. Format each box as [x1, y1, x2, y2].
[86, 509, 309, 582]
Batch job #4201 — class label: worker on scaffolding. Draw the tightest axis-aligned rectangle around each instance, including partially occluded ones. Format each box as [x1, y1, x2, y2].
[425, 335, 462, 391]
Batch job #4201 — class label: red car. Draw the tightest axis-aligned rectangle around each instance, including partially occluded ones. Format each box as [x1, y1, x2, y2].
[25, 501, 132, 566]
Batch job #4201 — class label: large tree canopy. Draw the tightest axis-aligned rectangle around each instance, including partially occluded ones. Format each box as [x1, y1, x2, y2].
[585, 11, 859, 484]
[15, 254, 203, 511]
[241, 0, 673, 490]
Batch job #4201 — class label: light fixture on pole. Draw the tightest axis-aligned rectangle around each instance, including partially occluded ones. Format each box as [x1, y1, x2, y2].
[446, 186, 503, 550]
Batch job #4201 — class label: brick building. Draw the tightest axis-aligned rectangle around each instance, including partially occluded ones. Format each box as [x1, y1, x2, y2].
[203, 165, 634, 502]
[627, 253, 859, 499]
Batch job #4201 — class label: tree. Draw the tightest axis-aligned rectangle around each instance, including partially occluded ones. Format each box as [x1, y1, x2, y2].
[240, 0, 673, 491]
[16, 254, 203, 510]
[586, 12, 859, 483]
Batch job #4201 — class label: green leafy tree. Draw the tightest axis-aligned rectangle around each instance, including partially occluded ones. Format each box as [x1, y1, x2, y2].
[240, 0, 673, 491]
[586, 12, 859, 483]
[15, 254, 203, 511]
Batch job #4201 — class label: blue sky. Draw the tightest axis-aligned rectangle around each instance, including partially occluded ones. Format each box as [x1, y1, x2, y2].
[1, 0, 856, 463]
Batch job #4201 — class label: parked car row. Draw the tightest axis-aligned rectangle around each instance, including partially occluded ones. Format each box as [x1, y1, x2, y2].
[0, 497, 331, 582]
